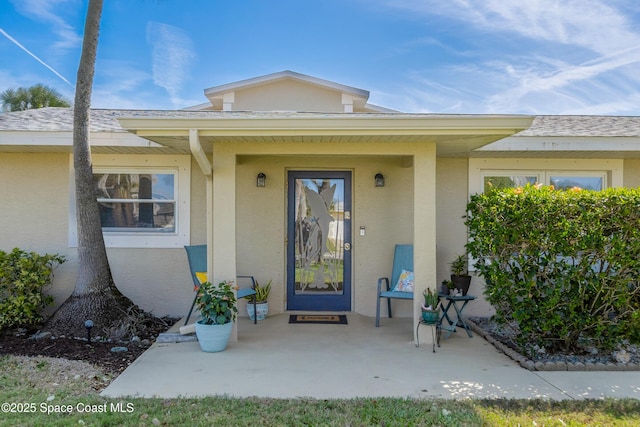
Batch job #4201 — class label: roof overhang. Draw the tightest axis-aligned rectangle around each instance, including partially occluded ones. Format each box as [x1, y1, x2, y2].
[0, 130, 185, 154]
[117, 114, 535, 156]
[473, 135, 640, 159]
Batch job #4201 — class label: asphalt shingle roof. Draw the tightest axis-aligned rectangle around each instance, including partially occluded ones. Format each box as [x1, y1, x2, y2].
[515, 115, 640, 137]
[2, 108, 640, 137]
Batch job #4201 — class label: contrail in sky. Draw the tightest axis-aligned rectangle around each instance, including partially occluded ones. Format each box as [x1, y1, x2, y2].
[0, 27, 73, 86]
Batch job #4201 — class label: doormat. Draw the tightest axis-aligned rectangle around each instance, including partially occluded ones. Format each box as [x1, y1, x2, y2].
[288, 315, 348, 325]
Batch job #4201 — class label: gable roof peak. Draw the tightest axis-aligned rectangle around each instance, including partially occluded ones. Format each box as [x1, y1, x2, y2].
[203, 70, 370, 100]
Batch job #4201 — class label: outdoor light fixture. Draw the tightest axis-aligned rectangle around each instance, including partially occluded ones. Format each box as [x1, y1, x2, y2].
[84, 319, 94, 343]
[256, 172, 266, 187]
[375, 173, 385, 187]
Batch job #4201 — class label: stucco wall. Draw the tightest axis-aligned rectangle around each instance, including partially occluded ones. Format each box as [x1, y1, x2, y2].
[435, 157, 494, 317]
[0, 153, 76, 311]
[235, 154, 415, 318]
[233, 80, 344, 112]
[624, 159, 640, 188]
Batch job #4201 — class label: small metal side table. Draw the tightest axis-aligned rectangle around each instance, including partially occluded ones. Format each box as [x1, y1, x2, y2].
[439, 294, 476, 339]
[416, 316, 441, 353]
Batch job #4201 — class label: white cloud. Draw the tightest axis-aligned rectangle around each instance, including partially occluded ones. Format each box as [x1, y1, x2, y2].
[377, 0, 640, 114]
[146, 22, 197, 108]
[10, 0, 82, 51]
[385, 0, 639, 52]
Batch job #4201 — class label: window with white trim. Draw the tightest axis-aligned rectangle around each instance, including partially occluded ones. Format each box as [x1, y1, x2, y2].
[480, 171, 607, 192]
[95, 170, 177, 233]
[69, 155, 191, 248]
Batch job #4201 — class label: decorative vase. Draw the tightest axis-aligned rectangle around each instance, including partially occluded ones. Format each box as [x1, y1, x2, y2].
[247, 302, 269, 321]
[421, 309, 440, 324]
[451, 274, 471, 296]
[195, 320, 233, 352]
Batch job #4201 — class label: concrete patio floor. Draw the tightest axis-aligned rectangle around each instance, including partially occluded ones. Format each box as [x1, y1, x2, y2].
[102, 313, 640, 400]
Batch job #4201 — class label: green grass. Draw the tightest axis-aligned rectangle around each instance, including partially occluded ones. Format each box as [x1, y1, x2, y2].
[2, 355, 640, 426]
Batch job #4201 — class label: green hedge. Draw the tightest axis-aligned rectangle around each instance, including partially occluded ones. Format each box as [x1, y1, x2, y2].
[0, 248, 66, 330]
[466, 185, 640, 355]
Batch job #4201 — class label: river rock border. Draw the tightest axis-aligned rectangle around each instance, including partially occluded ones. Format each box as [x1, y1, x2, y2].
[466, 319, 640, 371]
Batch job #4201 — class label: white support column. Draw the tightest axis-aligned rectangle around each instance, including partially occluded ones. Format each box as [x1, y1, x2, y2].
[413, 146, 438, 345]
[212, 143, 238, 341]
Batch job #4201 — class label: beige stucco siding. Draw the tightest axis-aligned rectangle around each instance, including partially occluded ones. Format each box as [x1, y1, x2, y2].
[435, 157, 468, 279]
[235, 153, 415, 318]
[0, 153, 76, 311]
[232, 80, 344, 112]
[623, 159, 640, 188]
[435, 158, 494, 316]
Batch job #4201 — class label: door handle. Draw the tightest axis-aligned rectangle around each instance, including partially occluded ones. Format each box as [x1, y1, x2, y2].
[344, 243, 351, 251]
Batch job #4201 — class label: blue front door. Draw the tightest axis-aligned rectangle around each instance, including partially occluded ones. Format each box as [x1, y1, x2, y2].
[287, 171, 352, 311]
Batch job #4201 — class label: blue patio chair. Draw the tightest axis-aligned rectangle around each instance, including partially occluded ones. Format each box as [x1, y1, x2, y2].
[184, 245, 257, 325]
[375, 244, 414, 327]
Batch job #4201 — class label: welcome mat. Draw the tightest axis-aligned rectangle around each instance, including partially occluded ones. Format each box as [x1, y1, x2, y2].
[289, 315, 348, 325]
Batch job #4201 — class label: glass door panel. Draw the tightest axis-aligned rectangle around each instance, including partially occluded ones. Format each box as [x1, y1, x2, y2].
[287, 171, 351, 311]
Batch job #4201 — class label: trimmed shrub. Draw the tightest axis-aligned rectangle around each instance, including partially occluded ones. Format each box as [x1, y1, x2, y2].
[466, 185, 640, 355]
[0, 248, 66, 330]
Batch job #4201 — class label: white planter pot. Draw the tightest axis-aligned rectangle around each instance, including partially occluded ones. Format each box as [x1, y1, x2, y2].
[247, 302, 269, 321]
[195, 320, 232, 352]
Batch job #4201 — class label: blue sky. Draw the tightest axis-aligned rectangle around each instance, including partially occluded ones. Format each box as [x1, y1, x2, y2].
[1, 0, 640, 115]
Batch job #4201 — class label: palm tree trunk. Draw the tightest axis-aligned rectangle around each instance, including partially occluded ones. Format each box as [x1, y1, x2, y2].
[47, 0, 140, 338]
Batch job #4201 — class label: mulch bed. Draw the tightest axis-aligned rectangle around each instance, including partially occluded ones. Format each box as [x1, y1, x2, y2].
[0, 318, 177, 376]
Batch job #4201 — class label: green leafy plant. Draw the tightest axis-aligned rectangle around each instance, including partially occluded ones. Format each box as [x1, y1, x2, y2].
[245, 279, 272, 304]
[422, 288, 440, 310]
[450, 254, 468, 276]
[466, 185, 640, 355]
[0, 248, 66, 330]
[195, 280, 237, 325]
[441, 279, 455, 290]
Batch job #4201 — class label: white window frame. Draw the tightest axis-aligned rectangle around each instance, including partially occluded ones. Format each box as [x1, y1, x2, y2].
[69, 154, 191, 248]
[479, 170, 608, 192]
[547, 171, 607, 191]
[469, 158, 623, 196]
[480, 171, 541, 192]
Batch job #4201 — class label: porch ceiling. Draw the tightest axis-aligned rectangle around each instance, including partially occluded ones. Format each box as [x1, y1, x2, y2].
[117, 113, 535, 156]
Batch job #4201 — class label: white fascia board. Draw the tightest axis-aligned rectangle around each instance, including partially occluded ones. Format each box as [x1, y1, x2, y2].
[363, 103, 400, 113]
[0, 131, 160, 147]
[119, 115, 534, 137]
[181, 102, 213, 111]
[204, 70, 370, 99]
[479, 135, 640, 152]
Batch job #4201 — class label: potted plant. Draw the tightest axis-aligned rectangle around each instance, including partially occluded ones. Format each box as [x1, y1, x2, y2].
[450, 254, 471, 295]
[194, 280, 237, 352]
[421, 288, 440, 324]
[440, 279, 455, 295]
[245, 280, 271, 321]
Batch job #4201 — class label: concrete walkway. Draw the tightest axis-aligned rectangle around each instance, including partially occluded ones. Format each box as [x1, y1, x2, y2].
[102, 313, 640, 400]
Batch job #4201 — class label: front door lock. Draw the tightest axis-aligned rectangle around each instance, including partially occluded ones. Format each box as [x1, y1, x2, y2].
[344, 243, 351, 251]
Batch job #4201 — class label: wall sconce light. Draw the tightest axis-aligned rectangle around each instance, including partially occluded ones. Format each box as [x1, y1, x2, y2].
[256, 172, 266, 187]
[374, 173, 385, 187]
